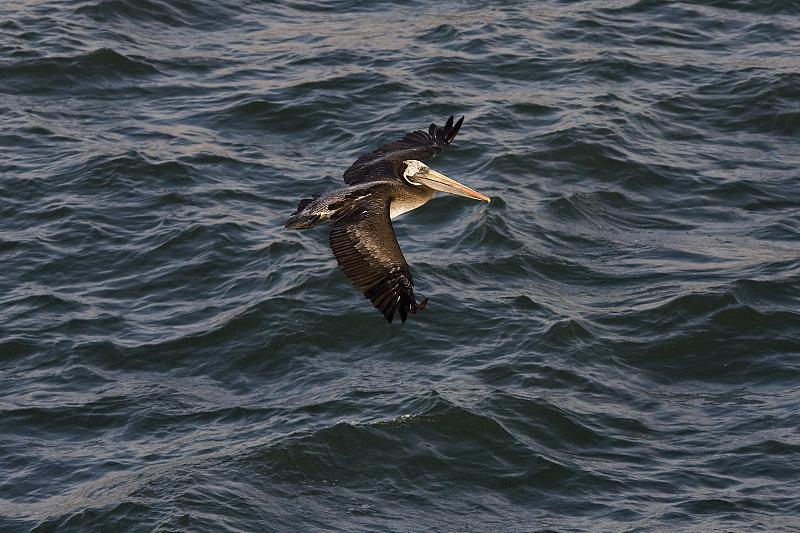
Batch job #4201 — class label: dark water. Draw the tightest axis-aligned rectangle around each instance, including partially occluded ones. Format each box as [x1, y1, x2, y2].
[2, 1, 800, 531]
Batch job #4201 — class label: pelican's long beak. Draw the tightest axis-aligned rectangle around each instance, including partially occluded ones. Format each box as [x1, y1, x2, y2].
[414, 168, 491, 203]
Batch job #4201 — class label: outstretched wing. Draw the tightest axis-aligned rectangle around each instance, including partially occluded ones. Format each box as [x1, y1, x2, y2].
[343, 115, 464, 186]
[329, 195, 422, 323]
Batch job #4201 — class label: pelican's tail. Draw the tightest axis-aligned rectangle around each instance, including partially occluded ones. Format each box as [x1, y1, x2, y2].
[284, 196, 322, 229]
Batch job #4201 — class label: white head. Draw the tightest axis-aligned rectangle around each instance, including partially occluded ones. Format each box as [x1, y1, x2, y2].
[401, 160, 491, 203]
[402, 160, 429, 185]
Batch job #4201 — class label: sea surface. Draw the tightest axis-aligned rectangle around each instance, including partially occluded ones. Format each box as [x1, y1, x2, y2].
[2, 1, 799, 531]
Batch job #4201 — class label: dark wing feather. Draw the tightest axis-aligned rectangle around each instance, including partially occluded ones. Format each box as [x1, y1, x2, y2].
[329, 196, 420, 323]
[343, 115, 464, 186]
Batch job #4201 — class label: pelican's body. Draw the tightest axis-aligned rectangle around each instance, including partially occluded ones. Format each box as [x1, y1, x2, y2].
[284, 179, 432, 228]
[285, 116, 490, 323]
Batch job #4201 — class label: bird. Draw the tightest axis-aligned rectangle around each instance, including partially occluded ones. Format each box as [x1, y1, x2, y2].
[285, 115, 490, 324]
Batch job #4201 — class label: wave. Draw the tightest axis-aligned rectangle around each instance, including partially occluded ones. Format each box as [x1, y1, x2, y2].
[3, 1, 800, 530]
[0, 48, 161, 94]
[74, 0, 238, 29]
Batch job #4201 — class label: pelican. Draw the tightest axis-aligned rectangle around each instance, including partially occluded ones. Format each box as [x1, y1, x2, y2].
[285, 115, 490, 323]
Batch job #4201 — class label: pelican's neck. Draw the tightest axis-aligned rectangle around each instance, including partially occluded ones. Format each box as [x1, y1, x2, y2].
[390, 186, 433, 219]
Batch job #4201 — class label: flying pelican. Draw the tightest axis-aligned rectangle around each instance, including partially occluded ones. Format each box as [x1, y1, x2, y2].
[285, 115, 490, 323]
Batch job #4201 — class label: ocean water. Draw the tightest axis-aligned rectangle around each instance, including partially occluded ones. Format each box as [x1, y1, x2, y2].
[2, 1, 800, 531]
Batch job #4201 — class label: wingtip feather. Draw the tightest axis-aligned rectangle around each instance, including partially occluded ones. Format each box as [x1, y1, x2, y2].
[446, 115, 464, 144]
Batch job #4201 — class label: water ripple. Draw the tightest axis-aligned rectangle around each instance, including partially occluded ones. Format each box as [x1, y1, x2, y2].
[2, 1, 800, 531]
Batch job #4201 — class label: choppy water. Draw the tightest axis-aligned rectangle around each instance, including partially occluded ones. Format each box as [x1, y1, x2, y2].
[2, 1, 800, 531]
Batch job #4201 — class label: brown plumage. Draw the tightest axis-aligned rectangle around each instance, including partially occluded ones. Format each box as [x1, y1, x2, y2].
[285, 115, 489, 324]
[329, 192, 420, 323]
[342, 115, 464, 186]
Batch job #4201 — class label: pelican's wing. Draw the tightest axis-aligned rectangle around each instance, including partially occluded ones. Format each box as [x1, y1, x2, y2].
[343, 115, 464, 186]
[329, 195, 422, 323]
